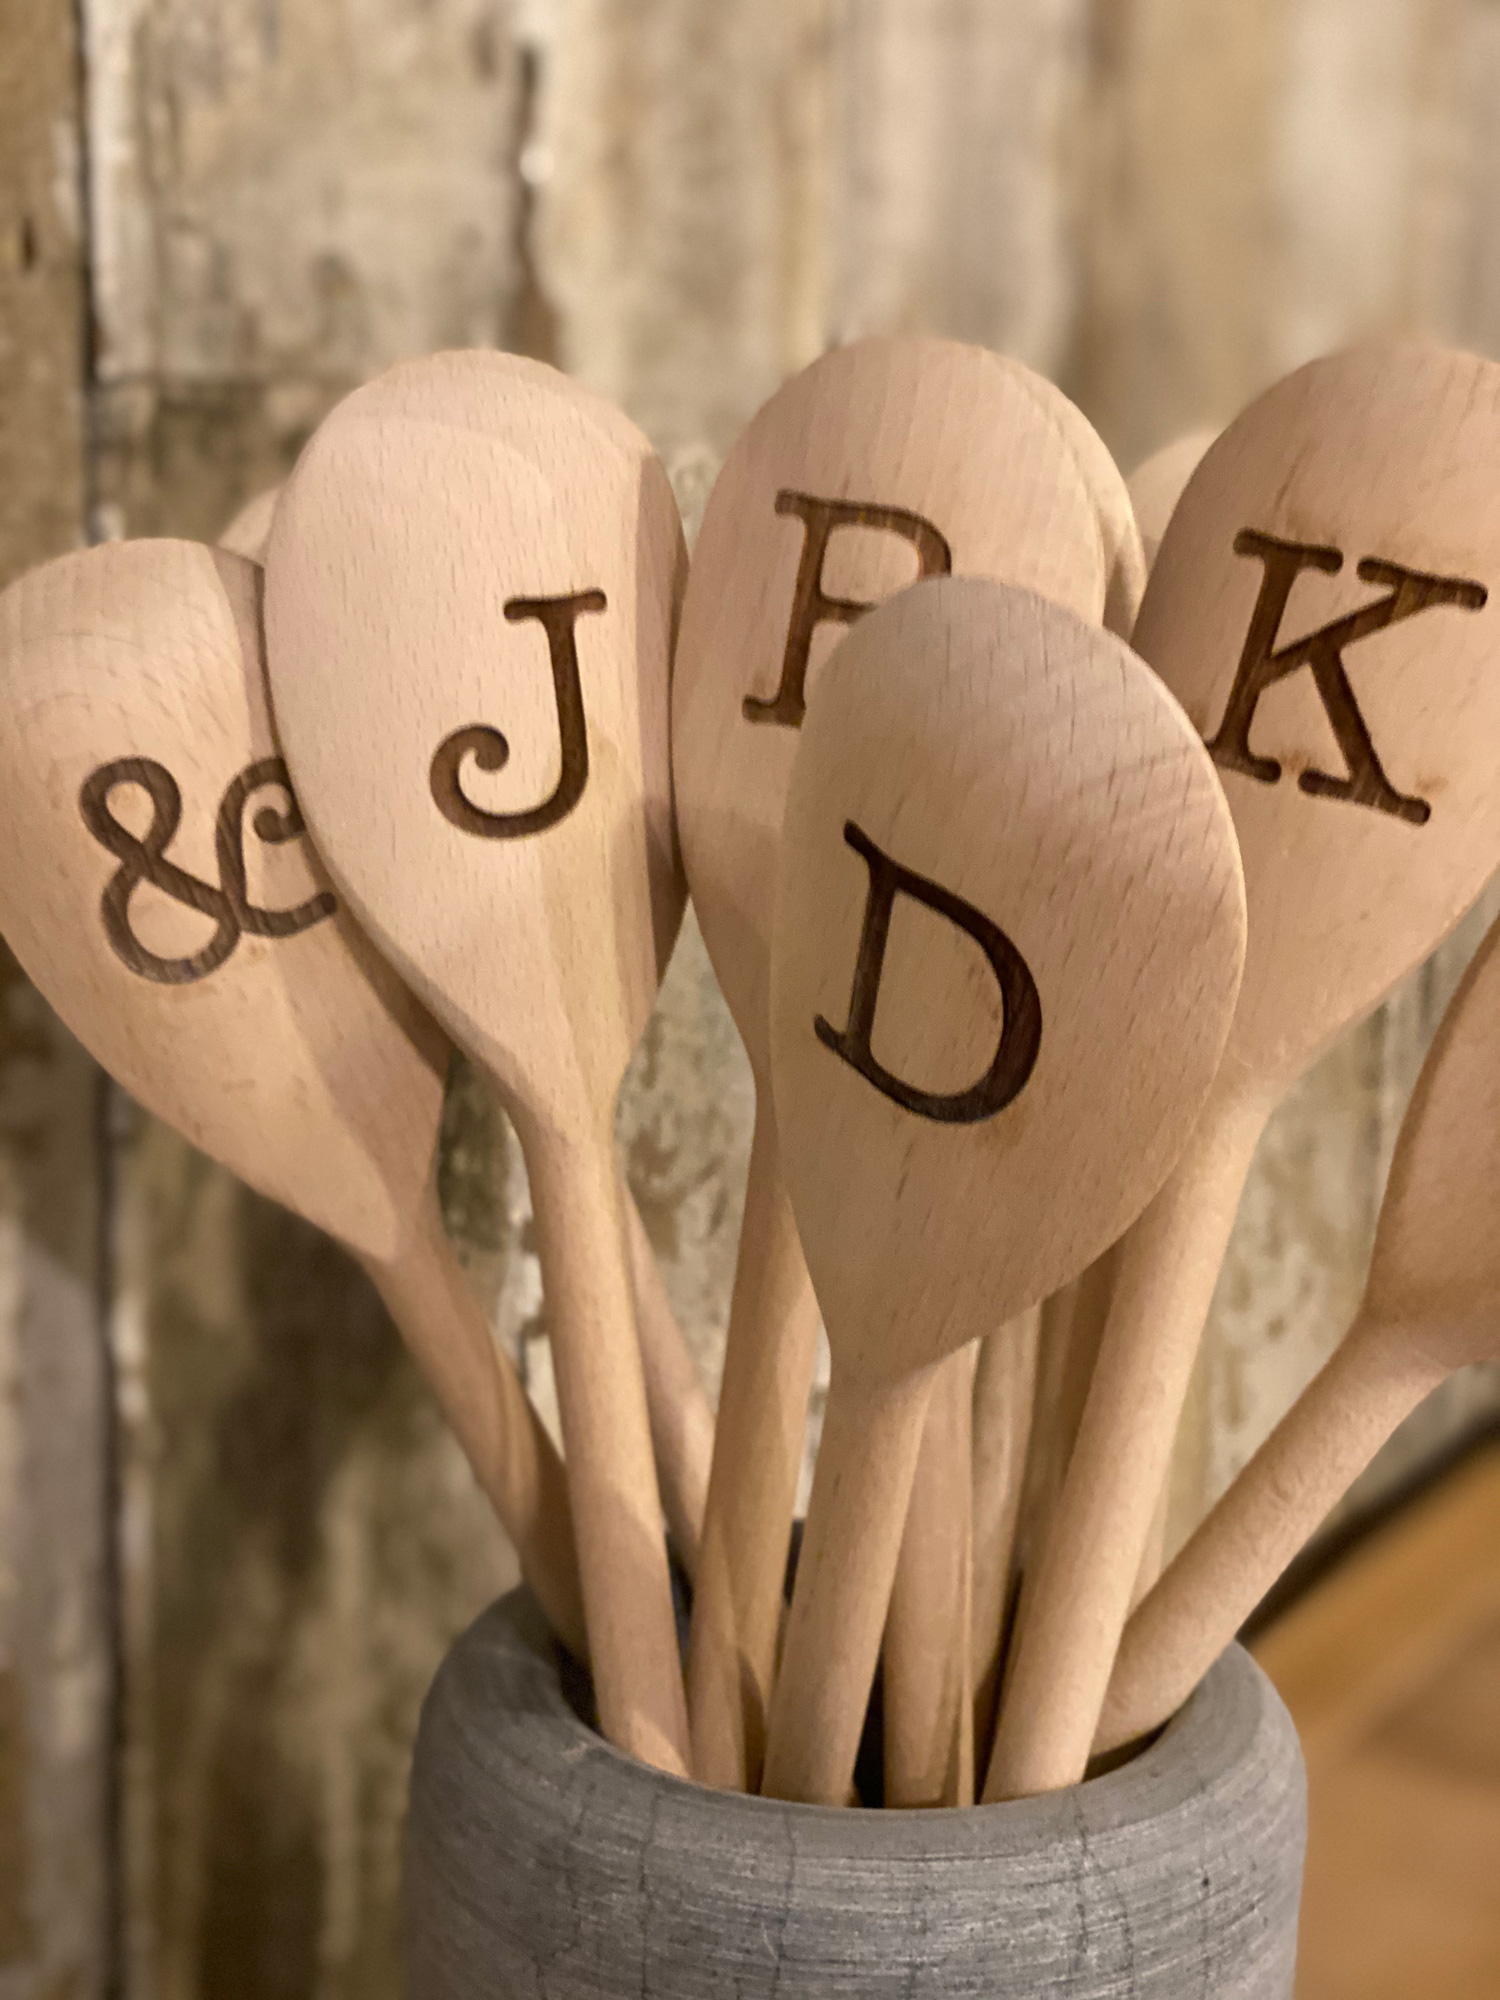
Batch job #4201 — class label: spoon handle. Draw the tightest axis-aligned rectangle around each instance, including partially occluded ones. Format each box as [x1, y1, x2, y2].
[985, 1084, 1268, 1801]
[686, 1094, 823, 1790]
[762, 1362, 939, 1806]
[1131, 1479, 1173, 1608]
[884, 1343, 977, 1807]
[520, 1110, 691, 1775]
[1095, 1318, 1444, 1756]
[363, 1187, 586, 1660]
[622, 1182, 715, 1584]
[970, 1306, 1040, 1759]
[1011, 1255, 1116, 1601]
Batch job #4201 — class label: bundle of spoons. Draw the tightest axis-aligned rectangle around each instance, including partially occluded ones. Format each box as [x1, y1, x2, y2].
[3, 333, 1498, 1813]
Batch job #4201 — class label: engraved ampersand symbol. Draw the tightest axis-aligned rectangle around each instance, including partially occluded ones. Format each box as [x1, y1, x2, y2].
[430, 590, 606, 838]
[79, 755, 337, 986]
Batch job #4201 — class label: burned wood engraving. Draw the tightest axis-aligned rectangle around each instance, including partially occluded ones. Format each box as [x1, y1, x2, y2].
[79, 756, 336, 985]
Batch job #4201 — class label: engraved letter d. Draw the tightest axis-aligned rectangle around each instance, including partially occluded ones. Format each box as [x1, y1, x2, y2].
[816, 823, 1042, 1124]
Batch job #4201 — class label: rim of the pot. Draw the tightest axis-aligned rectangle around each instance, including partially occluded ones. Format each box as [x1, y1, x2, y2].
[431, 1587, 1291, 1852]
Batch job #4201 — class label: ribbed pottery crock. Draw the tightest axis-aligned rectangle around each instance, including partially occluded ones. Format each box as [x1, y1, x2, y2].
[403, 1589, 1305, 1998]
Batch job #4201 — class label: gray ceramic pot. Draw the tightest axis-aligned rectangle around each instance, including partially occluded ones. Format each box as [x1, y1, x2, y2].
[404, 1590, 1305, 1999]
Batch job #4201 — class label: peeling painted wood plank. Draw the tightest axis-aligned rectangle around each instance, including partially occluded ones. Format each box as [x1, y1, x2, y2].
[79, 6, 535, 1993]
[538, 0, 833, 457]
[830, 0, 1083, 367]
[0, 0, 89, 585]
[108, 1107, 518, 2000]
[83, 0, 527, 387]
[0, 2, 113, 1994]
[0, 954, 111, 2000]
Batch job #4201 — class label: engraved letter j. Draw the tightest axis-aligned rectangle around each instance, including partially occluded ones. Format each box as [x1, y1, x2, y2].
[430, 589, 606, 839]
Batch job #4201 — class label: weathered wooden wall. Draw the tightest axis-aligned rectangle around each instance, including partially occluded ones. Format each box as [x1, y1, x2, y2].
[3, 0, 1500, 1992]
[0, 3, 114, 1997]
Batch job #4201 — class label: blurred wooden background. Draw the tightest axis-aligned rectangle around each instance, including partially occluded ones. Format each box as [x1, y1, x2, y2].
[3, 2, 1500, 1993]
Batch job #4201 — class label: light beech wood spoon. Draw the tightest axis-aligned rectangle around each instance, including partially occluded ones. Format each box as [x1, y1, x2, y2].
[675, 333, 1119, 1791]
[0, 538, 585, 1656]
[879, 377, 1140, 1798]
[1127, 429, 1216, 571]
[990, 337, 1500, 1803]
[1098, 901, 1500, 1753]
[969, 1304, 1042, 1757]
[883, 1342, 978, 1806]
[264, 352, 691, 1773]
[964, 396, 1148, 1684]
[218, 486, 281, 561]
[221, 465, 714, 1585]
[760, 575, 1245, 1806]
[1020, 374, 1147, 634]
[1002, 428, 1217, 1639]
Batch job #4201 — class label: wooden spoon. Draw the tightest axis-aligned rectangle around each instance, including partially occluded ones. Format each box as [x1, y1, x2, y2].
[883, 1342, 979, 1807]
[997, 428, 1216, 1641]
[759, 575, 1246, 1806]
[1018, 373, 1147, 634]
[969, 1304, 1041, 1757]
[963, 395, 1147, 1687]
[219, 486, 281, 561]
[0, 538, 585, 1656]
[989, 337, 1500, 1802]
[1127, 429, 1217, 570]
[219, 452, 715, 1585]
[263, 352, 691, 1773]
[674, 333, 1117, 1790]
[1098, 901, 1500, 1754]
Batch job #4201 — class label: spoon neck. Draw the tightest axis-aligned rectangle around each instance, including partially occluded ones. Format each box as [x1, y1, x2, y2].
[354, 1194, 589, 1662]
[1097, 1310, 1439, 1757]
[509, 1092, 614, 1166]
[1195, 1074, 1276, 1184]
[359, 1173, 448, 1294]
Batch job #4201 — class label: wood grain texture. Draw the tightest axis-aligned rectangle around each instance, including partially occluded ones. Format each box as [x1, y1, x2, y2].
[211, 477, 714, 1594]
[0, 8, 110, 1996]
[106, 1109, 517, 2000]
[0, 956, 110, 2000]
[1252, 1446, 1500, 2000]
[227, 473, 715, 1590]
[0, 0, 88, 589]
